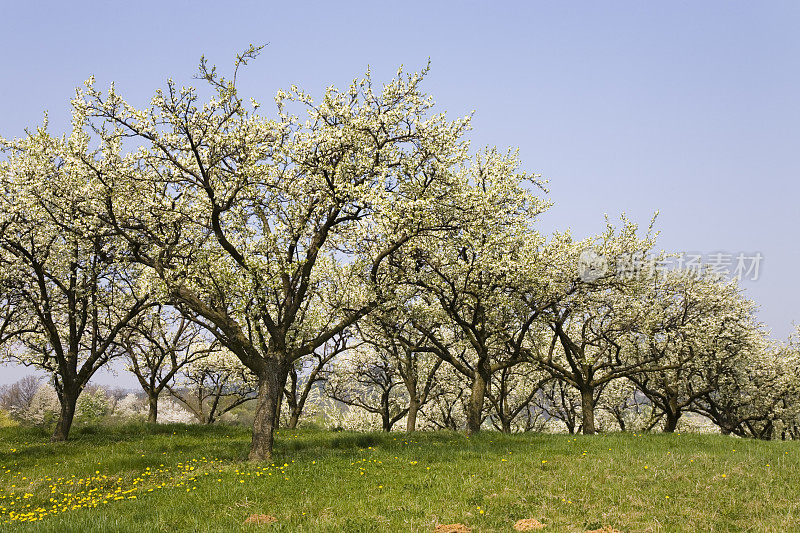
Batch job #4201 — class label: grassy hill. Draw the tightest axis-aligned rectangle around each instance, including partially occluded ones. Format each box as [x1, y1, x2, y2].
[0, 425, 797, 532]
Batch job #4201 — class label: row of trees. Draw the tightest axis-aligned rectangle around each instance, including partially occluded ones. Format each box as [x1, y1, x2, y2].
[1, 48, 798, 459]
[4, 292, 798, 439]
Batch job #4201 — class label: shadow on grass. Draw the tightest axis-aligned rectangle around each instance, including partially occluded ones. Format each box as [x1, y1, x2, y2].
[0, 423, 251, 466]
[273, 429, 477, 461]
[1, 424, 567, 467]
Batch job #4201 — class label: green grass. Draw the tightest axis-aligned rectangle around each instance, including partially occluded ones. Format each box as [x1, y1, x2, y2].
[0, 425, 798, 532]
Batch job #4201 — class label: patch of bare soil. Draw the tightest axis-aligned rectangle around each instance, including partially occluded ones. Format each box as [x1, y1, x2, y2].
[585, 527, 621, 533]
[514, 518, 547, 530]
[243, 514, 277, 525]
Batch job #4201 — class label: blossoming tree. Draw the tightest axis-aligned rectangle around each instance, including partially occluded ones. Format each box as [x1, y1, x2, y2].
[0, 123, 151, 441]
[74, 49, 472, 459]
[393, 148, 554, 434]
[121, 304, 214, 423]
[520, 219, 659, 434]
[626, 269, 758, 432]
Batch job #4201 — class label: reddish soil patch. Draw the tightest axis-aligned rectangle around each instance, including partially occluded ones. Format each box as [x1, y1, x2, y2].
[243, 514, 277, 525]
[514, 518, 547, 530]
[585, 527, 621, 533]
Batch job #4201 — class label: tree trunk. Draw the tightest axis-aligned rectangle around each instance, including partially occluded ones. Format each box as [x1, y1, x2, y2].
[285, 388, 300, 429]
[51, 389, 78, 442]
[580, 387, 596, 435]
[406, 397, 419, 433]
[147, 393, 159, 424]
[466, 371, 488, 435]
[663, 410, 681, 433]
[381, 389, 392, 432]
[274, 390, 283, 430]
[501, 416, 512, 433]
[287, 410, 300, 429]
[249, 360, 289, 462]
[759, 420, 774, 441]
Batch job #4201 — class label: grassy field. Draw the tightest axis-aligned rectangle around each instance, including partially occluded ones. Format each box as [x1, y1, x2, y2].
[0, 425, 798, 532]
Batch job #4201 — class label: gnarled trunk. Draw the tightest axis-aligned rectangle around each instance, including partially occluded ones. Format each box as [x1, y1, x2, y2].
[147, 393, 159, 424]
[287, 410, 300, 429]
[285, 386, 300, 429]
[381, 389, 392, 432]
[406, 397, 419, 432]
[52, 388, 79, 442]
[663, 404, 681, 433]
[466, 370, 488, 435]
[249, 359, 289, 462]
[580, 387, 596, 435]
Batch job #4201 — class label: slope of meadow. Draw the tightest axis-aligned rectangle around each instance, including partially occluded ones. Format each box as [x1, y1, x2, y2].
[0, 425, 797, 532]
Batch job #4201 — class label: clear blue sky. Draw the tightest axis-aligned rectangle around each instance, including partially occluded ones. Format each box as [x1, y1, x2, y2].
[1, 1, 798, 386]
